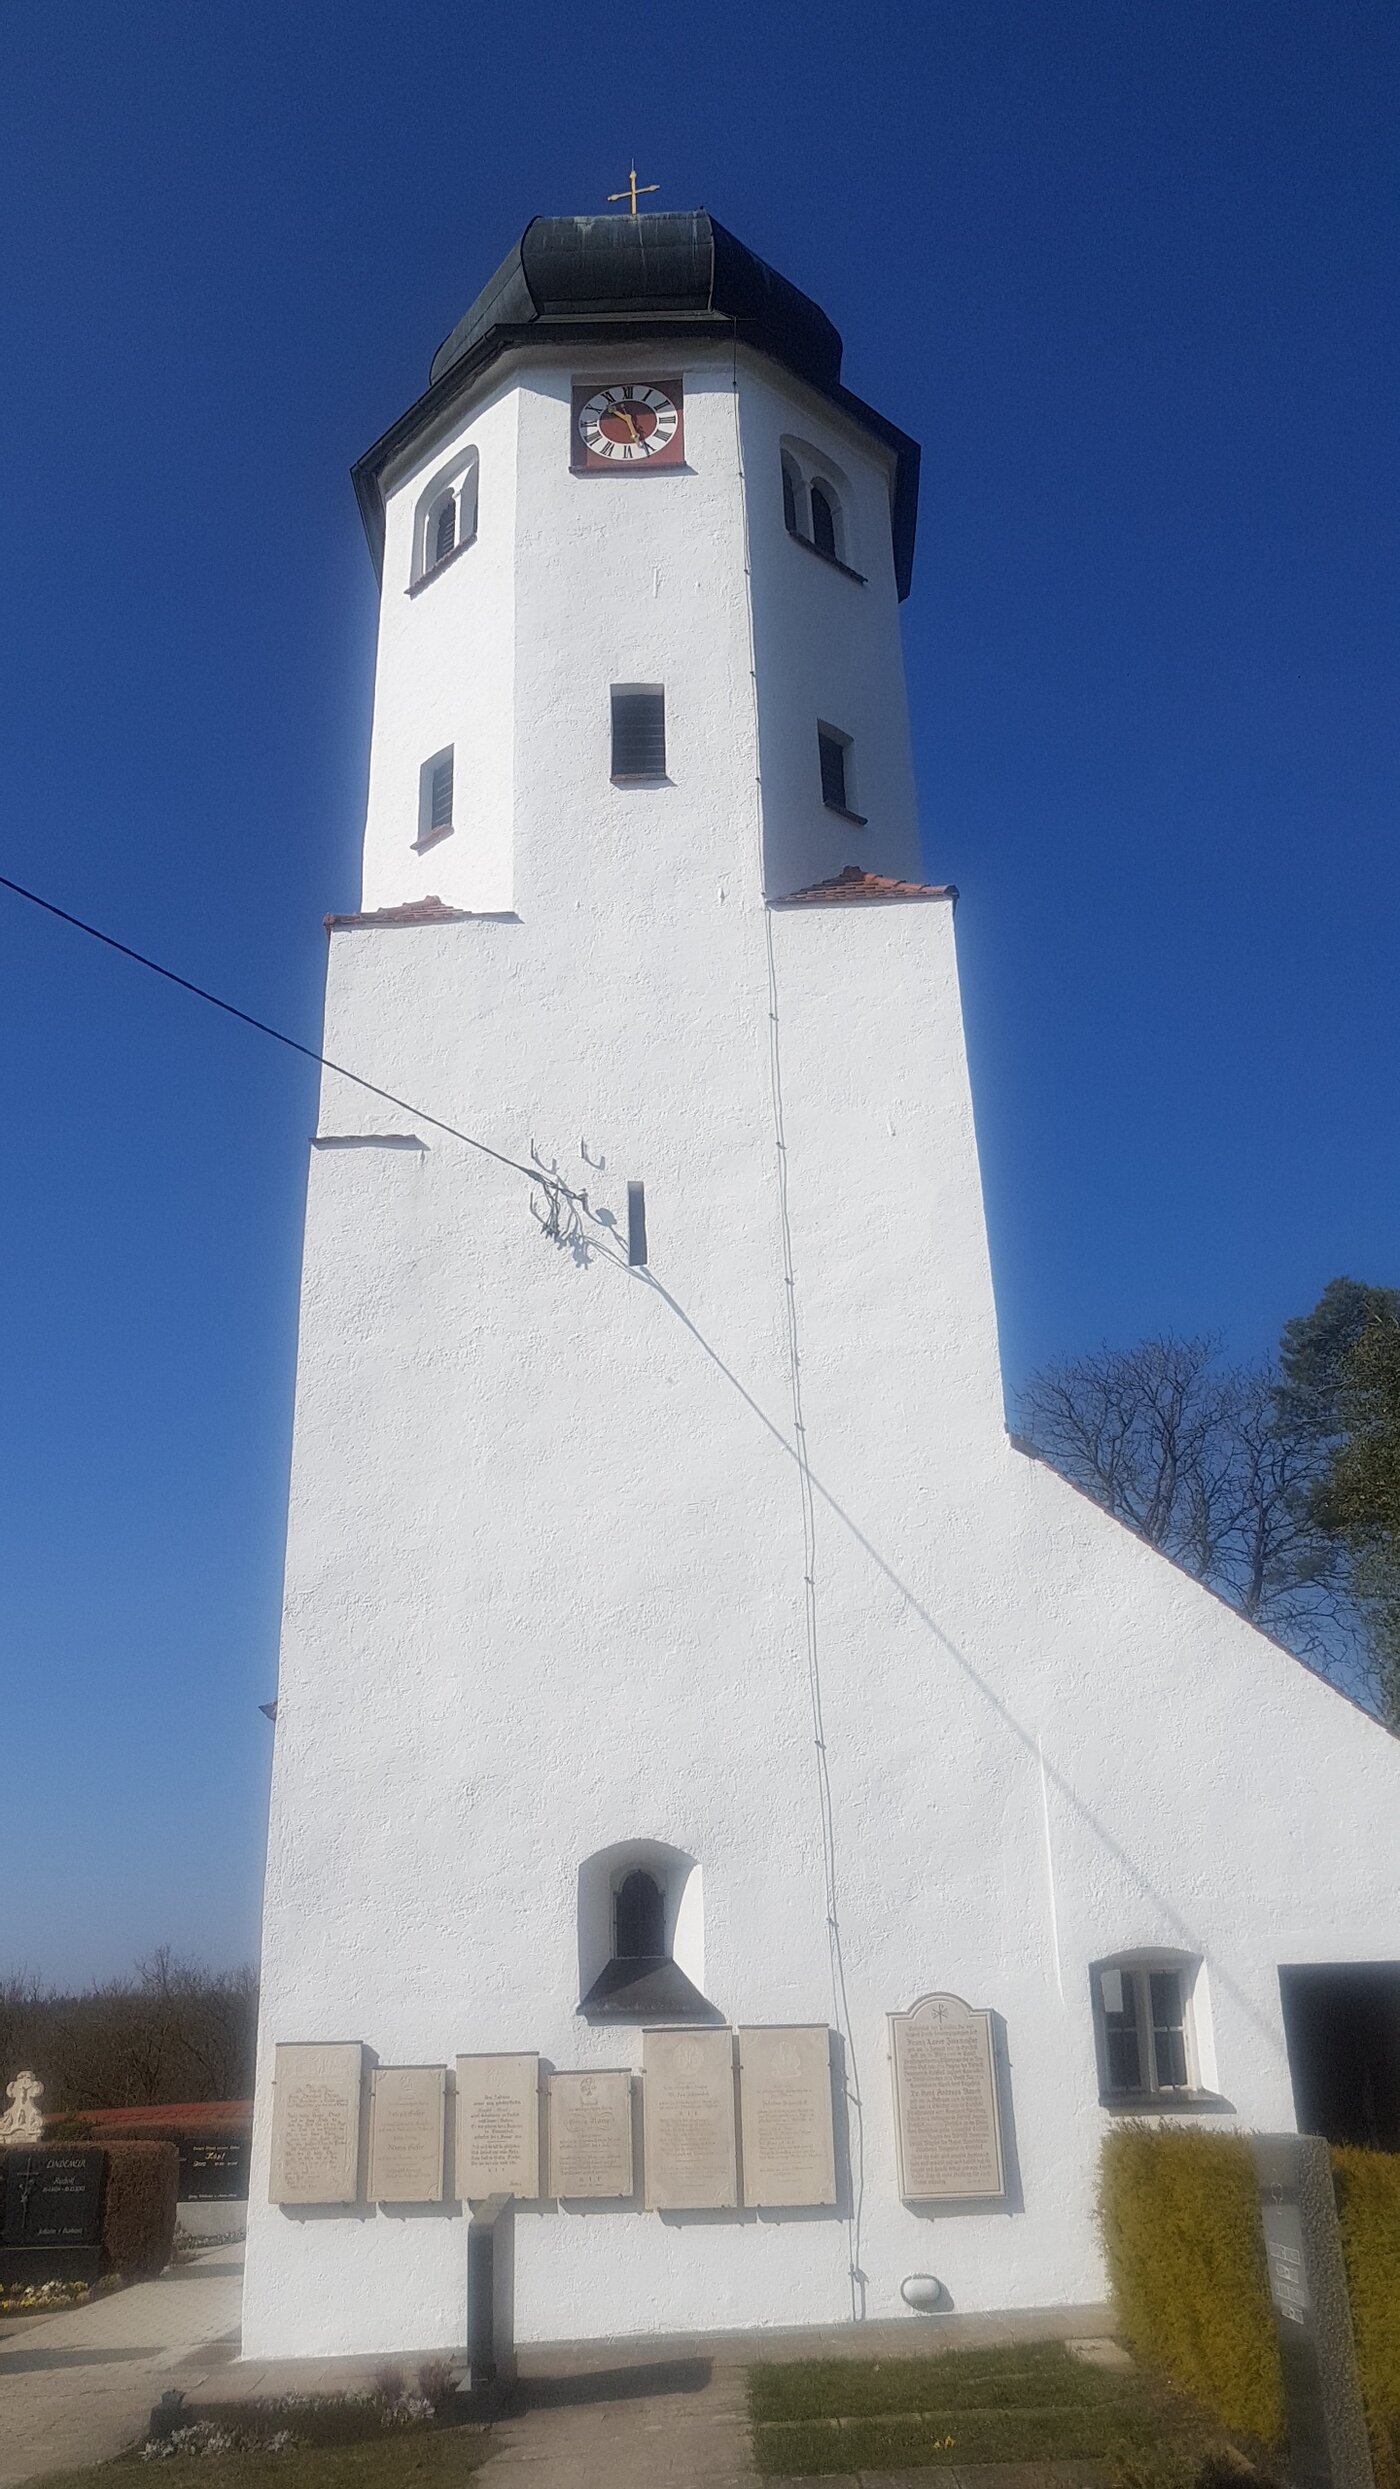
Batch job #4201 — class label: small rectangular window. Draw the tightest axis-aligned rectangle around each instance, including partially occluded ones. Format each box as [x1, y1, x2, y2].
[416, 748, 454, 848]
[1099, 1967, 1143, 2095]
[611, 686, 666, 780]
[818, 726, 849, 812]
[1149, 1971, 1189, 2089]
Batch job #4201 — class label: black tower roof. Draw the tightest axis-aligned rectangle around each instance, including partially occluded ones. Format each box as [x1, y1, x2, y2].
[353, 211, 920, 596]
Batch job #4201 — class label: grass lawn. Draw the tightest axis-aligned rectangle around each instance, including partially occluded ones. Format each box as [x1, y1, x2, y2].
[747, 2340, 1267, 2478]
[28, 2422, 493, 2489]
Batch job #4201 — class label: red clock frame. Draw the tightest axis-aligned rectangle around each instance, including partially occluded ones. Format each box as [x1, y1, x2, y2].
[571, 378, 686, 474]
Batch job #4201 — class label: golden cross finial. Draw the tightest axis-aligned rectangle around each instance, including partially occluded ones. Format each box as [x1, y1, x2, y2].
[608, 164, 660, 217]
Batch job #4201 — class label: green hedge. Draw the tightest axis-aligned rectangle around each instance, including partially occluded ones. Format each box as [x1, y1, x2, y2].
[1332, 2146, 1400, 2487]
[101, 2141, 178, 2277]
[1097, 2126, 1284, 2445]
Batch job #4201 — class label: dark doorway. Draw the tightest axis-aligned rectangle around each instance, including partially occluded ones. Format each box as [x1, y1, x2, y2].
[1279, 1963, 1400, 2149]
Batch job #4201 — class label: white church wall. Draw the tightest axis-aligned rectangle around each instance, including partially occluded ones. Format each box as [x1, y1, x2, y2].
[244, 874, 1400, 2359]
[740, 362, 922, 895]
[361, 378, 520, 915]
[246, 300, 1399, 2361]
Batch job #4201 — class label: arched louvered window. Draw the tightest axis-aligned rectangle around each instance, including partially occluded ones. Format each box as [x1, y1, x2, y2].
[432, 495, 456, 568]
[810, 481, 838, 562]
[614, 1869, 666, 1961]
[781, 457, 800, 539]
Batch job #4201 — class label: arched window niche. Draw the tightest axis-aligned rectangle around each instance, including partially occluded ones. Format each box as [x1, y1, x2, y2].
[779, 435, 858, 577]
[409, 448, 480, 589]
[576, 1840, 718, 2023]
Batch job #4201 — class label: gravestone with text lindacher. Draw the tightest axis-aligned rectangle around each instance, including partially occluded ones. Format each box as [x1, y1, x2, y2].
[0, 2145, 106, 2285]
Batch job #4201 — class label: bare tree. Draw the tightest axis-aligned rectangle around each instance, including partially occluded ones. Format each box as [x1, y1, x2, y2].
[1017, 1335, 1349, 1670]
[0, 1957, 258, 2111]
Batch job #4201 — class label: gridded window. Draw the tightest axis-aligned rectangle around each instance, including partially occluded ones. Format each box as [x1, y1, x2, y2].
[810, 481, 838, 561]
[819, 724, 859, 816]
[432, 496, 456, 567]
[781, 457, 800, 538]
[1093, 1959, 1197, 2103]
[611, 686, 667, 779]
[416, 747, 454, 847]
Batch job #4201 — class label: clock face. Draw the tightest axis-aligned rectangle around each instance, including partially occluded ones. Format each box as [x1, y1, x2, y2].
[571, 378, 685, 472]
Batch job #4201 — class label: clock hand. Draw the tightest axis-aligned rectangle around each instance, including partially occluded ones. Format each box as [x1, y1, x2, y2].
[615, 403, 643, 444]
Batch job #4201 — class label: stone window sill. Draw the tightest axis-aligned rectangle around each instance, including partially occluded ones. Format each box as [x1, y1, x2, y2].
[1100, 2091, 1229, 2116]
[407, 534, 476, 596]
[611, 774, 672, 788]
[787, 528, 867, 586]
[412, 823, 454, 853]
[824, 801, 868, 827]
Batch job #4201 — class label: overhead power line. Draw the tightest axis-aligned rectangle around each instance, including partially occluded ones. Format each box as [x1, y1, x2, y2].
[0, 871, 550, 1192]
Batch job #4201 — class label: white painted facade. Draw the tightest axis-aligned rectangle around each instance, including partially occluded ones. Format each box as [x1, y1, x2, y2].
[243, 260, 1399, 2360]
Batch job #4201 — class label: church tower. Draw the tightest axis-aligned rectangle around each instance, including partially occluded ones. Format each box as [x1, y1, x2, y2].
[243, 212, 1399, 2361]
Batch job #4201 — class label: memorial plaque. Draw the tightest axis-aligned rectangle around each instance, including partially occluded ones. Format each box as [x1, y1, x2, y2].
[455, 2054, 539, 2201]
[0, 2146, 106, 2283]
[1253, 2134, 1374, 2489]
[269, 2042, 363, 2205]
[642, 2028, 737, 2210]
[738, 2025, 836, 2208]
[368, 2065, 445, 2203]
[182, 2137, 250, 2201]
[547, 2070, 634, 2200]
[889, 1994, 1005, 2201]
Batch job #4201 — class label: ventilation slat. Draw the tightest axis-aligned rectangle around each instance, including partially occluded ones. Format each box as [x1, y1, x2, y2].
[611, 688, 666, 779]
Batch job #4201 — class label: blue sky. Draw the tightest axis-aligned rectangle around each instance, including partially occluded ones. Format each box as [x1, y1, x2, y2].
[4, 2, 1397, 1987]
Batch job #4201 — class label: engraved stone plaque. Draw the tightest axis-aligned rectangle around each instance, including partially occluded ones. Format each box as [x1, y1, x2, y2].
[269, 2042, 364, 2205]
[642, 2028, 737, 2210]
[368, 2065, 445, 2203]
[547, 2071, 633, 2200]
[889, 1994, 1005, 2201]
[455, 2054, 540, 2201]
[738, 2025, 836, 2208]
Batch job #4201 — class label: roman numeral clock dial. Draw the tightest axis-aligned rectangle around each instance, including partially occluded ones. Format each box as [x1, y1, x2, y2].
[571, 379, 685, 472]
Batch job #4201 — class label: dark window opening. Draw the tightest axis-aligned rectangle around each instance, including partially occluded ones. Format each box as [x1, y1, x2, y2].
[615, 1870, 666, 1961]
[611, 687, 666, 779]
[429, 754, 454, 832]
[1280, 1963, 1400, 2150]
[782, 459, 800, 537]
[1100, 1967, 1143, 2095]
[810, 482, 838, 561]
[432, 497, 456, 568]
[819, 728, 849, 813]
[1150, 1970, 1189, 2089]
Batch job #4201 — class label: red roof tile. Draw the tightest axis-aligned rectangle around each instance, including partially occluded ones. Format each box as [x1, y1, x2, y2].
[771, 864, 957, 906]
[324, 895, 471, 930]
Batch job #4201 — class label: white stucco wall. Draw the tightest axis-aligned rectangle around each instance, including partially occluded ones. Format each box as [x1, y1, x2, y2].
[243, 338, 1399, 2361]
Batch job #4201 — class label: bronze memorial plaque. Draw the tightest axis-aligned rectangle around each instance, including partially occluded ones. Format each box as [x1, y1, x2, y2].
[889, 1994, 1005, 2201]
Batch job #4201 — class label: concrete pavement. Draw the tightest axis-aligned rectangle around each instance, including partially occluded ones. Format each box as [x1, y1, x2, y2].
[0, 2244, 243, 2487]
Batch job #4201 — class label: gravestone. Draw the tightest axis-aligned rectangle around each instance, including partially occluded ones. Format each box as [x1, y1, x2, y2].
[889, 1994, 1005, 2200]
[455, 2054, 539, 2201]
[0, 2145, 106, 2285]
[1252, 2133, 1374, 2489]
[268, 2042, 364, 2205]
[642, 2027, 737, 2209]
[547, 2071, 633, 2200]
[738, 2025, 837, 2208]
[181, 2137, 250, 2200]
[368, 2066, 445, 2203]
